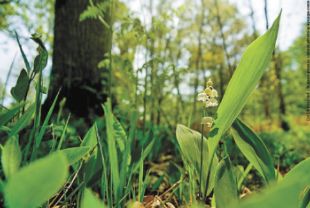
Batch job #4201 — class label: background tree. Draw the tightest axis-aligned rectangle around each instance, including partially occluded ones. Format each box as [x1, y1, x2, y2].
[43, 0, 111, 121]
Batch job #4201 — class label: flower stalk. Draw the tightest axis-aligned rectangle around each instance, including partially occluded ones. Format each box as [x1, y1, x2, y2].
[197, 79, 218, 198]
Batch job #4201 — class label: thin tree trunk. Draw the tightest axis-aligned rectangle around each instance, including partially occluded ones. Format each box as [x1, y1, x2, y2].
[214, 0, 233, 76]
[248, 0, 258, 38]
[192, 0, 205, 119]
[264, 0, 289, 130]
[274, 51, 290, 130]
[149, 0, 156, 124]
[262, 0, 272, 122]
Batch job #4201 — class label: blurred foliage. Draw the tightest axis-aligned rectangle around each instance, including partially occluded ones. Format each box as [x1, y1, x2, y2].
[0, 0, 308, 207]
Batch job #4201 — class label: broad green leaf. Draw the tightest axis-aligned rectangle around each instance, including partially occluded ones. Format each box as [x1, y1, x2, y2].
[15, 31, 31, 73]
[4, 152, 68, 208]
[61, 146, 90, 165]
[0, 103, 23, 127]
[8, 104, 35, 138]
[232, 119, 275, 183]
[1, 136, 21, 179]
[10, 69, 29, 102]
[214, 157, 238, 208]
[234, 158, 310, 208]
[81, 188, 105, 208]
[206, 12, 281, 188]
[103, 99, 120, 201]
[176, 124, 218, 195]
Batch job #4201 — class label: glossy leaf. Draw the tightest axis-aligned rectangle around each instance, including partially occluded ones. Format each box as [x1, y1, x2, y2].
[4, 152, 68, 208]
[232, 119, 275, 183]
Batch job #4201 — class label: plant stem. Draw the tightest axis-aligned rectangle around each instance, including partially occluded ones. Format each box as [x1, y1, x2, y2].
[199, 108, 205, 197]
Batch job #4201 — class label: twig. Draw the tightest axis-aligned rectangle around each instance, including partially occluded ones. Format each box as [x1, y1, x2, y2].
[49, 162, 83, 207]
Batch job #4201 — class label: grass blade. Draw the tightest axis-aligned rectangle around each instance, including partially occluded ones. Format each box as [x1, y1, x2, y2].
[15, 31, 31, 73]
[103, 99, 120, 202]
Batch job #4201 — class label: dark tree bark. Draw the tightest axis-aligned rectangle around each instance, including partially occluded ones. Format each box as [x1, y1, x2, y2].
[43, 0, 111, 120]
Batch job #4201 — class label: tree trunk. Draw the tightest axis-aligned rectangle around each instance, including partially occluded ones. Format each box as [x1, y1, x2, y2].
[192, 0, 205, 119]
[262, 0, 272, 122]
[214, 0, 233, 76]
[264, 0, 289, 130]
[274, 52, 290, 130]
[43, 0, 110, 120]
